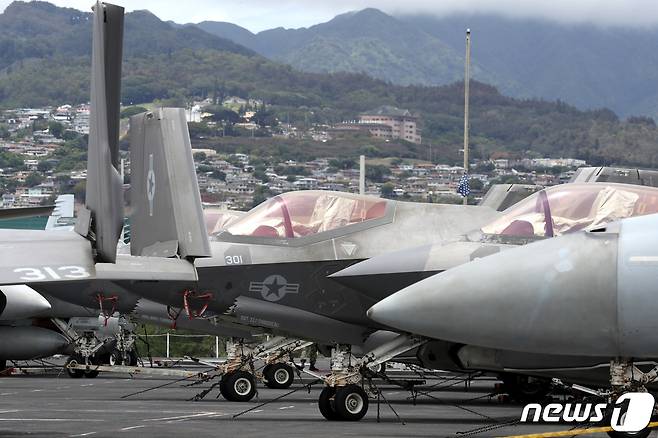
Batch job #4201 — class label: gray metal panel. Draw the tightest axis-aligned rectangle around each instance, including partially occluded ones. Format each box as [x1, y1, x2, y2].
[233, 296, 368, 345]
[83, 2, 124, 263]
[617, 214, 658, 356]
[0, 230, 95, 286]
[569, 167, 658, 187]
[479, 184, 543, 211]
[369, 231, 620, 356]
[130, 109, 211, 259]
[0, 326, 69, 360]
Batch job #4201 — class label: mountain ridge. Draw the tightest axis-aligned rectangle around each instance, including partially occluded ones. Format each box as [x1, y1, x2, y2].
[195, 8, 658, 118]
[0, 1, 657, 169]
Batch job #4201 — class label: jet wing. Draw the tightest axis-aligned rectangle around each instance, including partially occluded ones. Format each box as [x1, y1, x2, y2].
[0, 229, 196, 309]
[0, 229, 95, 285]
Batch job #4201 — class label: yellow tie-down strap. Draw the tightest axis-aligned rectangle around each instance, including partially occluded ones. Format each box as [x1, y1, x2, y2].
[500, 420, 658, 438]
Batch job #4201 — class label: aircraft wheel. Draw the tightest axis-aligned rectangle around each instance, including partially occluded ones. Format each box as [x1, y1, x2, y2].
[604, 409, 652, 438]
[318, 386, 340, 421]
[333, 384, 369, 421]
[264, 363, 294, 389]
[108, 350, 121, 366]
[127, 350, 138, 366]
[65, 356, 84, 379]
[83, 355, 101, 378]
[607, 429, 651, 438]
[220, 371, 256, 402]
[501, 374, 551, 403]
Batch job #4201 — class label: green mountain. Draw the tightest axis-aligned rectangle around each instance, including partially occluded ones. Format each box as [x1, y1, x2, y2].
[197, 9, 658, 119]
[1, 2, 657, 168]
[0, 0, 253, 71]
[200, 9, 478, 87]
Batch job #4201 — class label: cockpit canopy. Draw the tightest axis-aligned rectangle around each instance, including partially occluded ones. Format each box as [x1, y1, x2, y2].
[481, 183, 658, 238]
[224, 191, 389, 239]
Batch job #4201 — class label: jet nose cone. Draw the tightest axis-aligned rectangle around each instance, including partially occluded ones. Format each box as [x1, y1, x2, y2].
[0, 285, 51, 320]
[368, 230, 620, 356]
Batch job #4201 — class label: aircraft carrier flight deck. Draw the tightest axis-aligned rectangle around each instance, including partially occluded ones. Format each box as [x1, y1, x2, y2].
[0, 366, 599, 438]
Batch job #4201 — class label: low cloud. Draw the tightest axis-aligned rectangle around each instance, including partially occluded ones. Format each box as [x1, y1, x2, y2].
[1, 0, 656, 31]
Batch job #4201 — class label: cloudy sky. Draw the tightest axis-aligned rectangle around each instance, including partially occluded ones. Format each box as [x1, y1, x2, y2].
[0, 0, 656, 32]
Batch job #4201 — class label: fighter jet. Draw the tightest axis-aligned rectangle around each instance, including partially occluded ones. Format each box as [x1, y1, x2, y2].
[313, 182, 658, 405]
[367, 209, 658, 434]
[0, 2, 216, 371]
[18, 2, 653, 423]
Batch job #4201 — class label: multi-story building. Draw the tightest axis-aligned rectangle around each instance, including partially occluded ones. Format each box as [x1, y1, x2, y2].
[358, 106, 422, 144]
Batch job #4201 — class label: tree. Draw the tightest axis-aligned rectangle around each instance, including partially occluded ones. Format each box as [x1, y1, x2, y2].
[25, 172, 43, 187]
[37, 160, 54, 172]
[120, 106, 148, 119]
[253, 108, 278, 127]
[469, 178, 484, 191]
[73, 181, 86, 202]
[366, 165, 391, 183]
[329, 158, 356, 169]
[0, 125, 10, 140]
[380, 182, 395, 198]
[48, 121, 64, 139]
[252, 185, 270, 208]
[204, 106, 240, 124]
[193, 151, 207, 161]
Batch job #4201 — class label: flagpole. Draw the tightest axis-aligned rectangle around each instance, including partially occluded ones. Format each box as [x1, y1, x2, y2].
[463, 28, 471, 206]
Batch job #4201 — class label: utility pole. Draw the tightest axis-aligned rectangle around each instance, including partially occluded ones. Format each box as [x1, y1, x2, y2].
[359, 155, 365, 195]
[463, 28, 471, 206]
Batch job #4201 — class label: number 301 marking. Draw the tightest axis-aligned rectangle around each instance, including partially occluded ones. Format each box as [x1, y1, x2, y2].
[225, 255, 243, 265]
[13, 266, 91, 281]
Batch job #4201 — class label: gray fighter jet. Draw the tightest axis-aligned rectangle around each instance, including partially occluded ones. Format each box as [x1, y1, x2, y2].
[0, 2, 212, 368]
[321, 183, 658, 404]
[367, 208, 658, 434]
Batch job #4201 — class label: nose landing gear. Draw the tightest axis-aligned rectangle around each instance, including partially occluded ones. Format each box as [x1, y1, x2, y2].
[316, 335, 426, 421]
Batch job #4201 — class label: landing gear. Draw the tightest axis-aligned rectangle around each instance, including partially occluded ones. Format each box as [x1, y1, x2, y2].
[220, 370, 257, 402]
[108, 348, 138, 366]
[604, 358, 657, 438]
[65, 355, 85, 378]
[334, 385, 369, 421]
[263, 363, 294, 389]
[318, 384, 369, 421]
[316, 335, 426, 421]
[318, 387, 340, 420]
[219, 336, 309, 398]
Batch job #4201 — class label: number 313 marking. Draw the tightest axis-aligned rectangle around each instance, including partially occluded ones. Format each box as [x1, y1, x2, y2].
[13, 266, 91, 281]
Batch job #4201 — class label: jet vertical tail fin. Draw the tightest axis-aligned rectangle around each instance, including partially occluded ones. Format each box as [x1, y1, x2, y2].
[76, 2, 125, 263]
[129, 108, 211, 259]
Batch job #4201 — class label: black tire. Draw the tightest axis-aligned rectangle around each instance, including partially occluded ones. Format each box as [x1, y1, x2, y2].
[333, 384, 369, 421]
[108, 350, 120, 366]
[65, 356, 84, 379]
[219, 373, 231, 401]
[607, 429, 652, 438]
[220, 371, 256, 402]
[83, 355, 101, 378]
[84, 369, 99, 378]
[264, 363, 294, 389]
[127, 350, 138, 367]
[501, 374, 551, 403]
[318, 386, 340, 421]
[605, 409, 652, 438]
